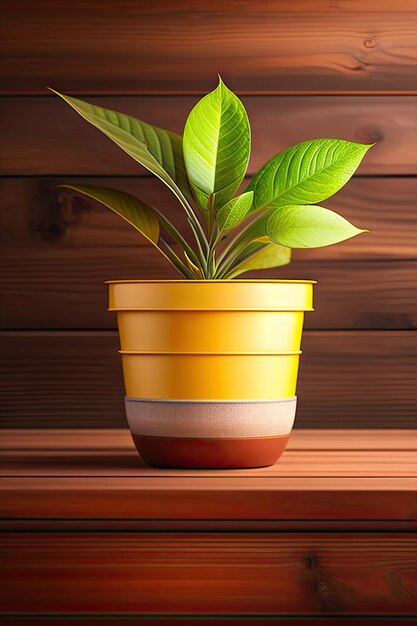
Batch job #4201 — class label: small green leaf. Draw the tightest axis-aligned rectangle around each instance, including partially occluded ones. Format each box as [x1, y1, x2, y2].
[216, 191, 253, 231]
[247, 139, 372, 212]
[183, 77, 250, 209]
[267, 205, 368, 248]
[225, 243, 291, 278]
[58, 184, 159, 242]
[58, 184, 192, 278]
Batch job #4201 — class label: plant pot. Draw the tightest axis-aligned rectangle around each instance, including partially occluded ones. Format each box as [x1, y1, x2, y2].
[107, 280, 315, 469]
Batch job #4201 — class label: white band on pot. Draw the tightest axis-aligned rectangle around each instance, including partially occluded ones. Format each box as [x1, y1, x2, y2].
[125, 397, 296, 439]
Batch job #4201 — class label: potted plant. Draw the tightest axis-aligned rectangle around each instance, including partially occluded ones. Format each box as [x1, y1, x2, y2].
[51, 78, 371, 469]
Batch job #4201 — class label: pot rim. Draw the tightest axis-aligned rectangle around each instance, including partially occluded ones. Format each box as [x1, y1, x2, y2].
[107, 279, 315, 311]
[105, 278, 316, 284]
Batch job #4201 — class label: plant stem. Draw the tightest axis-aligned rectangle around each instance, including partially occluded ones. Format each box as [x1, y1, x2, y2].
[153, 207, 204, 274]
[160, 238, 196, 279]
[205, 194, 223, 278]
[208, 227, 225, 278]
[178, 192, 211, 276]
[215, 209, 271, 277]
[187, 218, 209, 275]
[215, 237, 249, 277]
[207, 192, 215, 236]
[217, 243, 267, 279]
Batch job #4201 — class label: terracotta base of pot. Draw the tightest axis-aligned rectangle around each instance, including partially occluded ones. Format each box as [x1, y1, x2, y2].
[132, 433, 289, 469]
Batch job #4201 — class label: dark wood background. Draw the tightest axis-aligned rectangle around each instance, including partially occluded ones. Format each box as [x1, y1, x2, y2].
[1, 0, 416, 428]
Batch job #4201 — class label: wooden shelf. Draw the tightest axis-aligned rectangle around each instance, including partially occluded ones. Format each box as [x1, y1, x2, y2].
[1, 429, 417, 619]
[1, 429, 416, 528]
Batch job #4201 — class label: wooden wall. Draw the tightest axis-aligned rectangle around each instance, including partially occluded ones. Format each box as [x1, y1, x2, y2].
[1, 0, 416, 428]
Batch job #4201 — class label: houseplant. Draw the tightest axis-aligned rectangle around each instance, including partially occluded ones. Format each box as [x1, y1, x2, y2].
[51, 78, 371, 468]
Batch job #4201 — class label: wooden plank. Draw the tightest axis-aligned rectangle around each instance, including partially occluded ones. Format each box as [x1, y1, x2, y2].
[1, 430, 416, 479]
[0, 429, 416, 522]
[3, 436, 414, 618]
[4, 248, 417, 330]
[0, 532, 416, 615]
[7, 615, 415, 626]
[0, 331, 416, 429]
[2, 177, 417, 330]
[5, 252, 417, 331]
[2, 428, 415, 451]
[252, 262, 417, 330]
[3, 474, 416, 520]
[2, 96, 417, 175]
[3, 176, 416, 260]
[2, 1, 417, 93]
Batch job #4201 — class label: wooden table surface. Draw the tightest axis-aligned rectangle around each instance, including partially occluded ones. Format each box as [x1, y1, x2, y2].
[1, 429, 417, 621]
[1, 429, 417, 527]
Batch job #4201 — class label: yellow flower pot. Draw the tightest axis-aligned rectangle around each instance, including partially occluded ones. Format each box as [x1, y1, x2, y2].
[107, 280, 315, 468]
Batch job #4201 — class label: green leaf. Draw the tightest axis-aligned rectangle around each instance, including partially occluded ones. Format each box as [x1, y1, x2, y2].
[216, 191, 253, 231]
[247, 139, 372, 212]
[267, 205, 368, 248]
[58, 184, 159, 242]
[58, 184, 192, 278]
[183, 77, 250, 209]
[191, 184, 210, 213]
[49, 89, 191, 206]
[225, 243, 291, 278]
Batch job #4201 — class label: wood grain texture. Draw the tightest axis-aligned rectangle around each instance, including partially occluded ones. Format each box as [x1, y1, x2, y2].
[1, 2, 416, 434]
[1, 429, 416, 524]
[1, 429, 415, 618]
[6, 256, 414, 330]
[7, 615, 415, 626]
[2, 96, 417, 175]
[1, 4, 416, 619]
[1, 331, 416, 429]
[1, 532, 416, 615]
[2, 177, 417, 330]
[2, 1, 417, 93]
[3, 428, 416, 451]
[4, 176, 416, 259]
[2, 429, 416, 479]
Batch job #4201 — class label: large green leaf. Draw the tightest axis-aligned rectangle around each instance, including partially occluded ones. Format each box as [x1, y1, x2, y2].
[58, 184, 194, 278]
[224, 243, 291, 278]
[50, 90, 191, 205]
[183, 77, 250, 209]
[267, 204, 367, 248]
[216, 191, 253, 231]
[247, 139, 372, 212]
